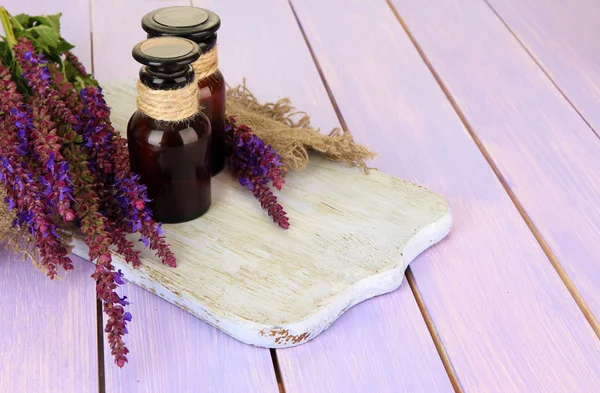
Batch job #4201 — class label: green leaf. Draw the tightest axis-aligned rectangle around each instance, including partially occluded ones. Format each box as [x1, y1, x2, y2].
[31, 13, 61, 33]
[47, 14, 61, 33]
[13, 14, 31, 29]
[26, 25, 59, 52]
[56, 37, 74, 53]
[64, 60, 76, 80]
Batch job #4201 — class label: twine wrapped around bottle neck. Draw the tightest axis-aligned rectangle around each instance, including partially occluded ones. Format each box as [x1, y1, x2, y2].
[136, 77, 199, 121]
[192, 45, 219, 80]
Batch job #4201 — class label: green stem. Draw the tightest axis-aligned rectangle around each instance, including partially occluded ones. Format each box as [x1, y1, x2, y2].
[60, 57, 68, 79]
[0, 7, 17, 49]
[74, 75, 86, 92]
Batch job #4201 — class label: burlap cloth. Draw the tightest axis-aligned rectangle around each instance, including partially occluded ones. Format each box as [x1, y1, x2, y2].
[1, 83, 375, 268]
[0, 188, 40, 270]
[226, 81, 375, 173]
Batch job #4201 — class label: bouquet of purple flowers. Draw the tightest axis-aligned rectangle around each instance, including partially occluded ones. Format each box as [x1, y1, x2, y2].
[0, 8, 288, 367]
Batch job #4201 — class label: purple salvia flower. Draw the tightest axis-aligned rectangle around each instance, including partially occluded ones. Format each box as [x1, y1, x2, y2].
[15, 39, 80, 127]
[65, 51, 88, 77]
[139, 236, 150, 248]
[80, 86, 114, 175]
[117, 296, 130, 307]
[225, 116, 289, 228]
[0, 63, 74, 274]
[113, 270, 125, 285]
[13, 39, 76, 223]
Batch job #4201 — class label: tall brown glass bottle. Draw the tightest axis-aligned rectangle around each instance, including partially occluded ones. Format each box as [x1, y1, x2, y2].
[142, 6, 226, 176]
[127, 37, 212, 224]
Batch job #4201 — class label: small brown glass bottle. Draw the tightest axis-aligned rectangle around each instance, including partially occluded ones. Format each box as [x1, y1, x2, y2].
[142, 6, 226, 176]
[127, 37, 212, 224]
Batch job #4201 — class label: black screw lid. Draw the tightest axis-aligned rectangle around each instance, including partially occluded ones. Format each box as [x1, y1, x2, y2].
[132, 37, 200, 68]
[141, 6, 220, 44]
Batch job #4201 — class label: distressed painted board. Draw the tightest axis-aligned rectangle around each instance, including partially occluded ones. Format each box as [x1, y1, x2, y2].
[290, 0, 600, 392]
[0, 2, 98, 393]
[197, 0, 454, 391]
[92, 0, 455, 392]
[90, 1, 279, 391]
[277, 283, 455, 393]
[191, 0, 452, 392]
[101, 283, 280, 393]
[481, 0, 600, 322]
[393, 0, 600, 328]
[0, 252, 98, 393]
[72, 79, 451, 348]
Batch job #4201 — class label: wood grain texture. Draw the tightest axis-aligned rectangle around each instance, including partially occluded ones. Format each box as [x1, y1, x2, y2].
[485, 0, 600, 136]
[101, 284, 279, 393]
[192, 0, 340, 137]
[278, 283, 456, 393]
[481, 0, 600, 321]
[91, 0, 455, 391]
[90, 0, 189, 83]
[74, 80, 452, 346]
[0, 2, 97, 392]
[189, 1, 454, 392]
[393, 0, 600, 328]
[0, 0, 92, 71]
[90, 1, 277, 392]
[0, 252, 98, 393]
[290, 0, 600, 392]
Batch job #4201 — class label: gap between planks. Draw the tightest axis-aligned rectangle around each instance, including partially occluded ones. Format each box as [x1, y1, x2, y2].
[287, 0, 463, 391]
[406, 268, 464, 393]
[287, 0, 350, 134]
[385, 0, 600, 340]
[270, 349, 286, 393]
[481, 0, 600, 142]
[96, 299, 106, 393]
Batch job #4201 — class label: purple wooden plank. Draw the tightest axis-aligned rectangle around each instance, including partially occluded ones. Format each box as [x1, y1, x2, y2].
[393, 0, 600, 327]
[290, 0, 600, 392]
[1, 0, 92, 72]
[482, 0, 600, 321]
[0, 252, 98, 393]
[193, 0, 340, 138]
[278, 284, 455, 393]
[103, 285, 279, 393]
[91, 0, 453, 391]
[194, 1, 454, 392]
[90, 0, 189, 83]
[91, 1, 278, 392]
[485, 0, 600, 137]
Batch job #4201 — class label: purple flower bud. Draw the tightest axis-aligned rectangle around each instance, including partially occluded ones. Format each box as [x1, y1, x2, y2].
[113, 270, 125, 285]
[139, 236, 150, 248]
[2, 158, 14, 173]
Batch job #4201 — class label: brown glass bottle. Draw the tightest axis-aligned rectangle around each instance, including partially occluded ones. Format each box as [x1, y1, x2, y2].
[142, 6, 226, 176]
[127, 37, 212, 224]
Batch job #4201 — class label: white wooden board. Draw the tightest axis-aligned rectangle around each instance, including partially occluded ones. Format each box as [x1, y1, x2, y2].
[70, 82, 452, 348]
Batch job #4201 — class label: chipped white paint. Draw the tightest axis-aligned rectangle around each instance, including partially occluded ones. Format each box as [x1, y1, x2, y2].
[70, 81, 452, 348]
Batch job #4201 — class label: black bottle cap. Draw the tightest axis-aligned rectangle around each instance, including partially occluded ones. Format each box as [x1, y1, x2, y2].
[141, 6, 220, 44]
[132, 37, 200, 68]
